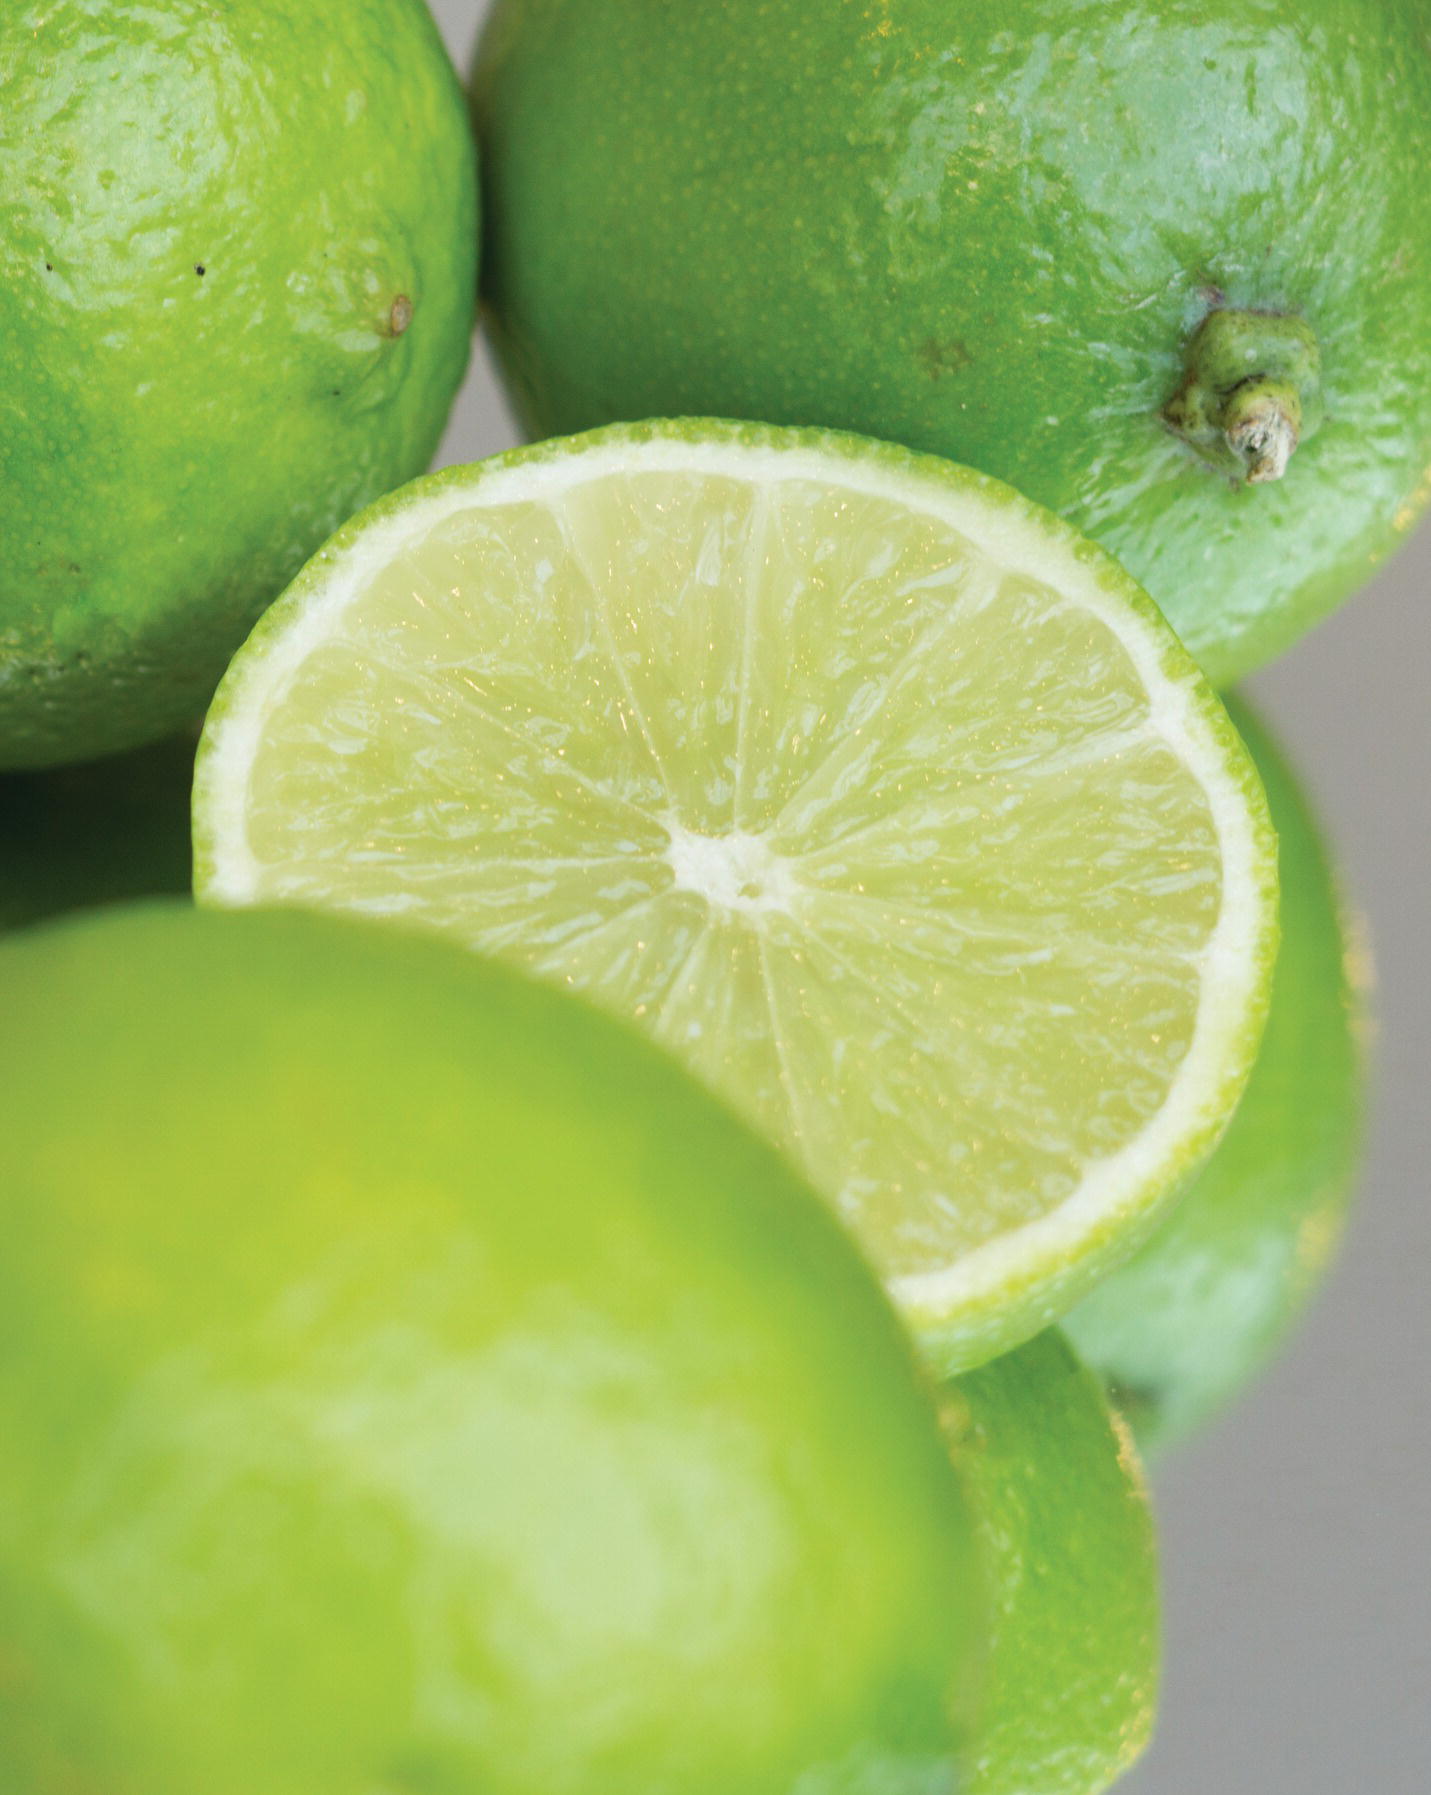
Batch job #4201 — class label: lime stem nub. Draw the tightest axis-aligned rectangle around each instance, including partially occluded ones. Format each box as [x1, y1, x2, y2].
[1162, 309, 1322, 486]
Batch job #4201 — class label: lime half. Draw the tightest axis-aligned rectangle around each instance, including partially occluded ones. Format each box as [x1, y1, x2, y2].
[195, 420, 1276, 1368]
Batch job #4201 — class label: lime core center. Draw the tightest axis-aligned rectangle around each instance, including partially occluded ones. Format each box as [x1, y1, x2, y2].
[665, 821, 799, 917]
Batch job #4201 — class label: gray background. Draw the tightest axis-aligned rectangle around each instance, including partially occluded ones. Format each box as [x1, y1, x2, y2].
[436, 3, 1430, 1787]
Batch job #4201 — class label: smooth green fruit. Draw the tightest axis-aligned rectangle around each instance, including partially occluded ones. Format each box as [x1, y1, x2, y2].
[193, 418, 1277, 1372]
[0, 0, 477, 769]
[473, 0, 1431, 685]
[1065, 698, 1367, 1454]
[0, 903, 982, 1794]
[941, 1331, 1159, 1795]
[0, 735, 194, 932]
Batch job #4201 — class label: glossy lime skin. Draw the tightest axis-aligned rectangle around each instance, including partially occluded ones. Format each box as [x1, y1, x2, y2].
[0, 1, 477, 768]
[0, 735, 194, 931]
[474, 0, 1431, 685]
[0, 905, 981, 1794]
[941, 1333, 1158, 1795]
[1065, 699, 1366, 1455]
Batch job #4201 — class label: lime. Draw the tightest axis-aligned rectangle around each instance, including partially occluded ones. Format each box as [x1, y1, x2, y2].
[941, 1330, 1158, 1795]
[0, 0, 477, 769]
[1065, 698, 1367, 1455]
[0, 735, 195, 933]
[193, 419, 1277, 1370]
[0, 902, 982, 1794]
[473, 0, 1431, 685]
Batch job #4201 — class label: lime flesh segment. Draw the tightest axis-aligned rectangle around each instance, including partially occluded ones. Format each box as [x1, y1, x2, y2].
[196, 420, 1276, 1370]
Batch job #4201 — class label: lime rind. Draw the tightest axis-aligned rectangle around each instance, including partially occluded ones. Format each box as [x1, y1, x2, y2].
[0, 903, 982, 1790]
[1064, 696, 1367, 1453]
[196, 418, 1278, 1371]
[944, 1329, 1159, 1795]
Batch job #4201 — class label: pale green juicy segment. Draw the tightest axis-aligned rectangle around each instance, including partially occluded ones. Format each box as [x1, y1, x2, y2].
[233, 463, 1223, 1285]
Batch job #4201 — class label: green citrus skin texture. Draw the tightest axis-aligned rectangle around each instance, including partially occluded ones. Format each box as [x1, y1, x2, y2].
[473, 0, 1431, 685]
[1065, 698, 1367, 1455]
[0, 1, 477, 769]
[940, 1332, 1159, 1795]
[0, 736, 194, 932]
[0, 904, 982, 1795]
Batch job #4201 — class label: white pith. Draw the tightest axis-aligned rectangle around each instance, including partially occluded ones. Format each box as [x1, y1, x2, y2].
[664, 823, 800, 917]
[197, 431, 1272, 1350]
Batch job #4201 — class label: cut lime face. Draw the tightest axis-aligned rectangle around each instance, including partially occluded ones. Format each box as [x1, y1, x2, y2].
[195, 420, 1277, 1369]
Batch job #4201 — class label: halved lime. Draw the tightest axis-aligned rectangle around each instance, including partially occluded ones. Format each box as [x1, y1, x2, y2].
[195, 420, 1276, 1369]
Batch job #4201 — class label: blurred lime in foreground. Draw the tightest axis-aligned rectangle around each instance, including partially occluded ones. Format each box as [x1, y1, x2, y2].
[0, 0, 476, 767]
[0, 735, 195, 932]
[195, 418, 1277, 1372]
[1066, 699, 1367, 1454]
[0, 903, 981, 1794]
[942, 1331, 1159, 1795]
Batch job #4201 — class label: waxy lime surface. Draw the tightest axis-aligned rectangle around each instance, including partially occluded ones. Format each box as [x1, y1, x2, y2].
[475, 0, 1431, 683]
[0, 0, 476, 766]
[0, 904, 981, 1794]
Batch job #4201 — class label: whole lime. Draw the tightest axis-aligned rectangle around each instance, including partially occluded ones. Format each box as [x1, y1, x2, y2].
[1065, 698, 1367, 1455]
[0, 903, 982, 1794]
[0, 0, 477, 769]
[473, 0, 1431, 685]
[0, 735, 195, 932]
[939, 1332, 1159, 1795]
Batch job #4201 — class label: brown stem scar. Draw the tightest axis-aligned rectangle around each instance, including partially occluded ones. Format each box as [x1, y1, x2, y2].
[1161, 308, 1321, 486]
